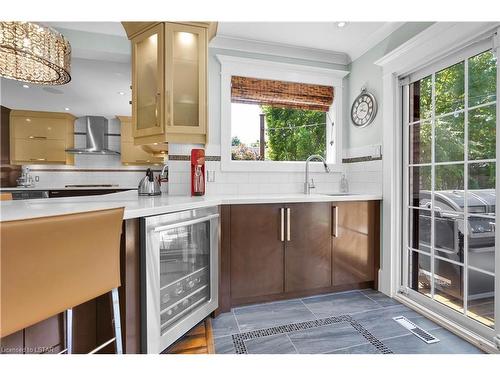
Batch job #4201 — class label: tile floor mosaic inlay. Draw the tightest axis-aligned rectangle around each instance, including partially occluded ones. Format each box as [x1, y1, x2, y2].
[230, 315, 393, 354]
[212, 290, 484, 354]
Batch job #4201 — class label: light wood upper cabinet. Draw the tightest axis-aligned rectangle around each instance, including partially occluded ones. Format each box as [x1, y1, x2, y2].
[125, 22, 208, 146]
[118, 116, 166, 165]
[165, 23, 207, 136]
[10, 110, 75, 165]
[131, 24, 165, 139]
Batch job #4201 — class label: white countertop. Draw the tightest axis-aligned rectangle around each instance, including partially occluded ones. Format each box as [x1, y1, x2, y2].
[0, 190, 382, 222]
[0, 186, 137, 191]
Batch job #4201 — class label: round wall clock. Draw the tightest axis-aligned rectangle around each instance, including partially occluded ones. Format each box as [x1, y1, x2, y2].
[351, 88, 378, 128]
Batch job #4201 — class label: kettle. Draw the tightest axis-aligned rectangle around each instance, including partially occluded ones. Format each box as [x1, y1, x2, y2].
[138, 168, 161, 196]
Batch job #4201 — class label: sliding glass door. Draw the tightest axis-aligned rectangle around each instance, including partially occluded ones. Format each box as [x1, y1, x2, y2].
[402, 40, 498, 344]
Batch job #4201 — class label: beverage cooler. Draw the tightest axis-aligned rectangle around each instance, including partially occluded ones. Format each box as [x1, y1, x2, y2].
[141, 206, 219, 353]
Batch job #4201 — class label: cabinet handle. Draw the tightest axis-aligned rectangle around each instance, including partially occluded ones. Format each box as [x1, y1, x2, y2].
[332, 206, 339, 237]
[286, 207, 291, 242]
[166, 90, 172, 126]
[280, 208, 285, 242]
[28, 136, 47, 139]
[30, 158, 46, 161]
[155, 92, 161, 126]
[135, 159, 151, 163]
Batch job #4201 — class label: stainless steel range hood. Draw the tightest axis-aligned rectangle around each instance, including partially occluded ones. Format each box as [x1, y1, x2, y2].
[66, 116, 120, 155]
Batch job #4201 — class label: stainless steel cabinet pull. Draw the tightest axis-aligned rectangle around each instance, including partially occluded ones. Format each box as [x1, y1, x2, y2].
[286, 208, 291, 242]
[28, 136, 47, 139]
[280, 208, 285, 242]
[332, 206, 338, 237]
[153, 214, 219, 232]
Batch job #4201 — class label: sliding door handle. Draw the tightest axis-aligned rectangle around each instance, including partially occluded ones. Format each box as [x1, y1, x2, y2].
[280, 208, 285, 242]
[332, 206, 339, 237]
[286, 208, 291, 242]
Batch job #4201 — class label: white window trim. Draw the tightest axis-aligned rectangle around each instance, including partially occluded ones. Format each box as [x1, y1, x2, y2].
[216, 54, 349, 173]
[375, 21, 500, 351]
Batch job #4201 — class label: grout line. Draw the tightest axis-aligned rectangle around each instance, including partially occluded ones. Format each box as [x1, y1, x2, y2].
[232, 309, 242, 334]
[299, 298, 320, 320]
[357, 290, 384, 308]
[285, 334, 300, 354]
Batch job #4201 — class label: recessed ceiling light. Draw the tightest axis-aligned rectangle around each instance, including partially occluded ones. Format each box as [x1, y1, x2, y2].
[337, 22, 347, 28]
[22, 84, 29, 88]
[118, 91, 125, 96]
[64, 107, 70, 111]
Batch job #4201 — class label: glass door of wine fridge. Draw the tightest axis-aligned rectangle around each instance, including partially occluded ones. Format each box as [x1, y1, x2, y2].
[142, 206, 219, 353]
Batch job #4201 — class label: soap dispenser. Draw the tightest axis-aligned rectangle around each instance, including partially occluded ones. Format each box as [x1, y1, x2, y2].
[340, 173, 349, 193]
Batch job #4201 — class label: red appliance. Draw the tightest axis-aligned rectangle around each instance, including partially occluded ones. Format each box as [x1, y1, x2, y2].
[191, 149, 205, 196]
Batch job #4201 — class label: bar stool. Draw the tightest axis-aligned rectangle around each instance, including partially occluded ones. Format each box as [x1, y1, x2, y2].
[0, 192, 12, 201]
[0, 207, 125, 354]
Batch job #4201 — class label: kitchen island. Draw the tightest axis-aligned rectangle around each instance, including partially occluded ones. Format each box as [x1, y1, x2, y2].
[0, 190, 382, 354]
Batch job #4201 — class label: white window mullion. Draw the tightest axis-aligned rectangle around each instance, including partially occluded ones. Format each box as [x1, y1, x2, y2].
[402, 83, 410, 293]
[493, 28, 500, 348]
[463, 58, 470, 317]
[431, 72, 436, 299]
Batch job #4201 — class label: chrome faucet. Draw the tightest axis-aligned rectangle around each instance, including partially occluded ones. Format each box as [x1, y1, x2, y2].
[304, 155, 330, 194]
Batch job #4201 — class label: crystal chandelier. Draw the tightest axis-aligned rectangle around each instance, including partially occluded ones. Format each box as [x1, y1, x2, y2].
[0, 22, 71, 85]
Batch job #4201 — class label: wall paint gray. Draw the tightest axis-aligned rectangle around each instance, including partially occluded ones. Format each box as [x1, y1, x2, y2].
[344, 22, 434, 150]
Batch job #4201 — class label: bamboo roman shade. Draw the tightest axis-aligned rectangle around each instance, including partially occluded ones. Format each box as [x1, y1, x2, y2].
[231, 76, 334, 112]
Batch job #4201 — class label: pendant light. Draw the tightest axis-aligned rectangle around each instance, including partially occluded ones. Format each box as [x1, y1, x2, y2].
[0, 21, 71, 85]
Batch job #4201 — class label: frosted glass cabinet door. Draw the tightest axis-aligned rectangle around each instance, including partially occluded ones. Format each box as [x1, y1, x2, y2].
[165, 23, 207, 134]
[132, 24, 165, 138]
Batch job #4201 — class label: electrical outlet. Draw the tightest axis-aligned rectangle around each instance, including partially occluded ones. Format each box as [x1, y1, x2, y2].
[207, 170, 215, 182]
[35, 176, 40, 182]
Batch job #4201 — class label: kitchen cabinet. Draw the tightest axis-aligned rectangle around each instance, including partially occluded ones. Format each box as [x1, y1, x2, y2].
[123, 22, 209, 146]
[230, 204, 285, 300]
[228, 202, 332, 304]
[9, 110, 75, 165]
[332, 201, 380, 286]
[219, 200, 380, 312]
[118, 116, 165, 165]
[285, 203, 332, 292]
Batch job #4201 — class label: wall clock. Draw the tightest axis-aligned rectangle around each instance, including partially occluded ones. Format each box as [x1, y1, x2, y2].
[351, 88, 378, 128]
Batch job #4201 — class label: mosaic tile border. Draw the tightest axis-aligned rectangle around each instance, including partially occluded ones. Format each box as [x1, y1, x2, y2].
[168, 155, 221, 161]
[230, 314, 393, 354]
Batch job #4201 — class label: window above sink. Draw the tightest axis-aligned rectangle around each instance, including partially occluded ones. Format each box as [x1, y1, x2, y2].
[217, 54, 348, 173]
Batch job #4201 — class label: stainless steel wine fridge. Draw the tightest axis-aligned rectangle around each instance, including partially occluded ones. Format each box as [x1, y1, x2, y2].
[141, 206, 219, 353]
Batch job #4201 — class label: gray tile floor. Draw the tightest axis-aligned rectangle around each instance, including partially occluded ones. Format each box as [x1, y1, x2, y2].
[212, 289, 484, 354]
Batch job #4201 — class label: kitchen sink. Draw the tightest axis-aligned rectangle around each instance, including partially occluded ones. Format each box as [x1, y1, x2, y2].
[323, 193, 354, 196]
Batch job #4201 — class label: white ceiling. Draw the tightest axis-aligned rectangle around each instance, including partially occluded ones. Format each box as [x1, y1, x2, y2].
[1, 22, 404, 118]
[1, 22, 131, 118]
[216, 22, 404, 62]
[48, 22, 127, 37]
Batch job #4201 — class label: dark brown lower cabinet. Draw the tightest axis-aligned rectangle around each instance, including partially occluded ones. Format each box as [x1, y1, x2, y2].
[285, 203, 332, 292]
[230, 204, 285, 300]
[332, 201, 380, 287]
[219, 200, 380, 312]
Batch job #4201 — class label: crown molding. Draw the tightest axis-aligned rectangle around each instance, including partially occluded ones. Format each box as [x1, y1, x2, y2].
[210, 35, 350, 66]
[375, 22, 500, 76]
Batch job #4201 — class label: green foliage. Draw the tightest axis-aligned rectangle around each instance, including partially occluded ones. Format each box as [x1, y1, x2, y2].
[231, 136, 241, 147]
[412, 50, 497, 191]
[261, 106, 326, 161]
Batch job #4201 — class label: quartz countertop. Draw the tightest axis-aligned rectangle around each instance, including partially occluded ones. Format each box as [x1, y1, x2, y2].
[0, 190, 382, 222]
[0, 186, 137, 191]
